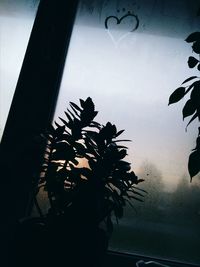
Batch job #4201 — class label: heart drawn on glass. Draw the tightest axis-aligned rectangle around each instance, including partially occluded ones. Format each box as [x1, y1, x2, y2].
[105, 12, 139, 47]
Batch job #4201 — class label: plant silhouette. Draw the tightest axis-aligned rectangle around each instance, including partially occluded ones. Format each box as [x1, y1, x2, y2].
[169, 32, 200, 181]
[36, 97, 144, 231]
[12, 97, 144, 267]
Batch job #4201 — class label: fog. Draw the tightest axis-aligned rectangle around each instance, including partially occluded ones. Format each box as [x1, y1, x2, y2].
[54, 0, 200, 191]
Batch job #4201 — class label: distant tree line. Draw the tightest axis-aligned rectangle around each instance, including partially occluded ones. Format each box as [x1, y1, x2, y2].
[125, 161, 200, 226]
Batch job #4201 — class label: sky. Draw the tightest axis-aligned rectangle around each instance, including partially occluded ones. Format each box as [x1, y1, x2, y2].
[54, 0, 200, 191]
[0, 0, 39, 140]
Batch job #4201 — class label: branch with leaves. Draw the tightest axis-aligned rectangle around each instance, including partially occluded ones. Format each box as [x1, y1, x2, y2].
[169, 32, 200, 180]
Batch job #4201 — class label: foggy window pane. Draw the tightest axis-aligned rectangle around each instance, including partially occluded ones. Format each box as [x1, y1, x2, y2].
[0, 0, 40, 140]
[53, 0, 200, 265]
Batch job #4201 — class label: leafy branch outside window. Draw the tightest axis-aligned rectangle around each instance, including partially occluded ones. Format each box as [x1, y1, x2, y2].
[168, 32, 200, 180]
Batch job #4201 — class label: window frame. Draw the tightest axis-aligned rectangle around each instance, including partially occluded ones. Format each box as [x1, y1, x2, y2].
[0, 1, 78, 263]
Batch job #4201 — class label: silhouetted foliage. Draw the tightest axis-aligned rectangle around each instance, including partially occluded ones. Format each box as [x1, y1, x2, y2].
[169, 32, 200, 181]
[35, 97, 144, 233]
[11, 98, 144, 267]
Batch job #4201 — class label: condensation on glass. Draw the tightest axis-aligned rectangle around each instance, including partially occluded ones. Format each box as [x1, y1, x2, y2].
[52, 0, 200, 265]
[0, 0, 40, 140]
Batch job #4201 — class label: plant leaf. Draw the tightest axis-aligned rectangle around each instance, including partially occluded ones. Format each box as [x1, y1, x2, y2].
[188, 56, 199, 68]
[59, 117, 68, 125]
[115, 129, 125, 137]
[188, 150, 200, 180]
[182, 76, 198, 84]
[190, 81, 200, 106]
[185, 32, 200, 43]
[186, 112, 198, 130]
[192, 41, 200, 54]
[192, 136, 200, 151]
[70, 101, 82, 111]
[185, 81, 199, 94]
[168, 87, 185, 105]
[182, 99, 196, 120]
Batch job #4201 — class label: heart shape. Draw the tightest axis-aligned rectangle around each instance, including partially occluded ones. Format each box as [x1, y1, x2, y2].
[105, 12, 139, 47]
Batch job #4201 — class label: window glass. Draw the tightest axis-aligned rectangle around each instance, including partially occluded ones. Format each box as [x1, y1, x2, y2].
[53, 0, 200, 265]
[0, 0, 40, 140]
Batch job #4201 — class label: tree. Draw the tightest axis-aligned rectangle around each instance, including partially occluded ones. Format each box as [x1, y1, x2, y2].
[170, 175, 200, 225]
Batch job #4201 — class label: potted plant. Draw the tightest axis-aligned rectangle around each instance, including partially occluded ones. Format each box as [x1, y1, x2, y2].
[11, 97, 144, 267]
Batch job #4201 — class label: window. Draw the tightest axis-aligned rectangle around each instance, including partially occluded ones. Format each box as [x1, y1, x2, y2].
[0, 0, 40, 140]
[51, 0, 200, 265]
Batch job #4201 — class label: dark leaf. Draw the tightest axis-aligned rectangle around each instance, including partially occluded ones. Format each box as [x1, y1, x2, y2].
[190, 81, 200, 106]
[193, 136, 200, 151]
[52, 143, 75, 160]
[59, 117, 68, 126]
[100, 122, 117, 140]
[85, 97, 95, 110]
[136, 179, 145, 184]
[69, 105, 80, 119]
[188, 150, 200, 180]
[64, 111, 73, 124]
[116, 160, 131, 171]
[185, 32, 200, 43]
[115, 145, 128, 149]
[182, 99, 196, 120]
[54, 121, 62, 128]
[80, 99, 85, 108]
[67, 108, 78, 120]
[115, 129, 125, 137]
[198, 64, 200, 71]
[61, 133, 73, 143]
[182, 76, 198, 84]
[185, 81, 199, 95]
[74, 142, 86, 154]
[48, 125, 56, 136]
[168, 87, 185, 105]
[192, 41, 200, 54]
[188, 56, 199, 68]
[118, 149, 127, 160]
[70, 101, 82, 112]
[114, 139, 131, 142]
[79, 167, 92, 178]
[186, 112, 198, 130]
[70, 158, 79, 165]
[90, 121, 101, 129]
[55, 125, 65, 137]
